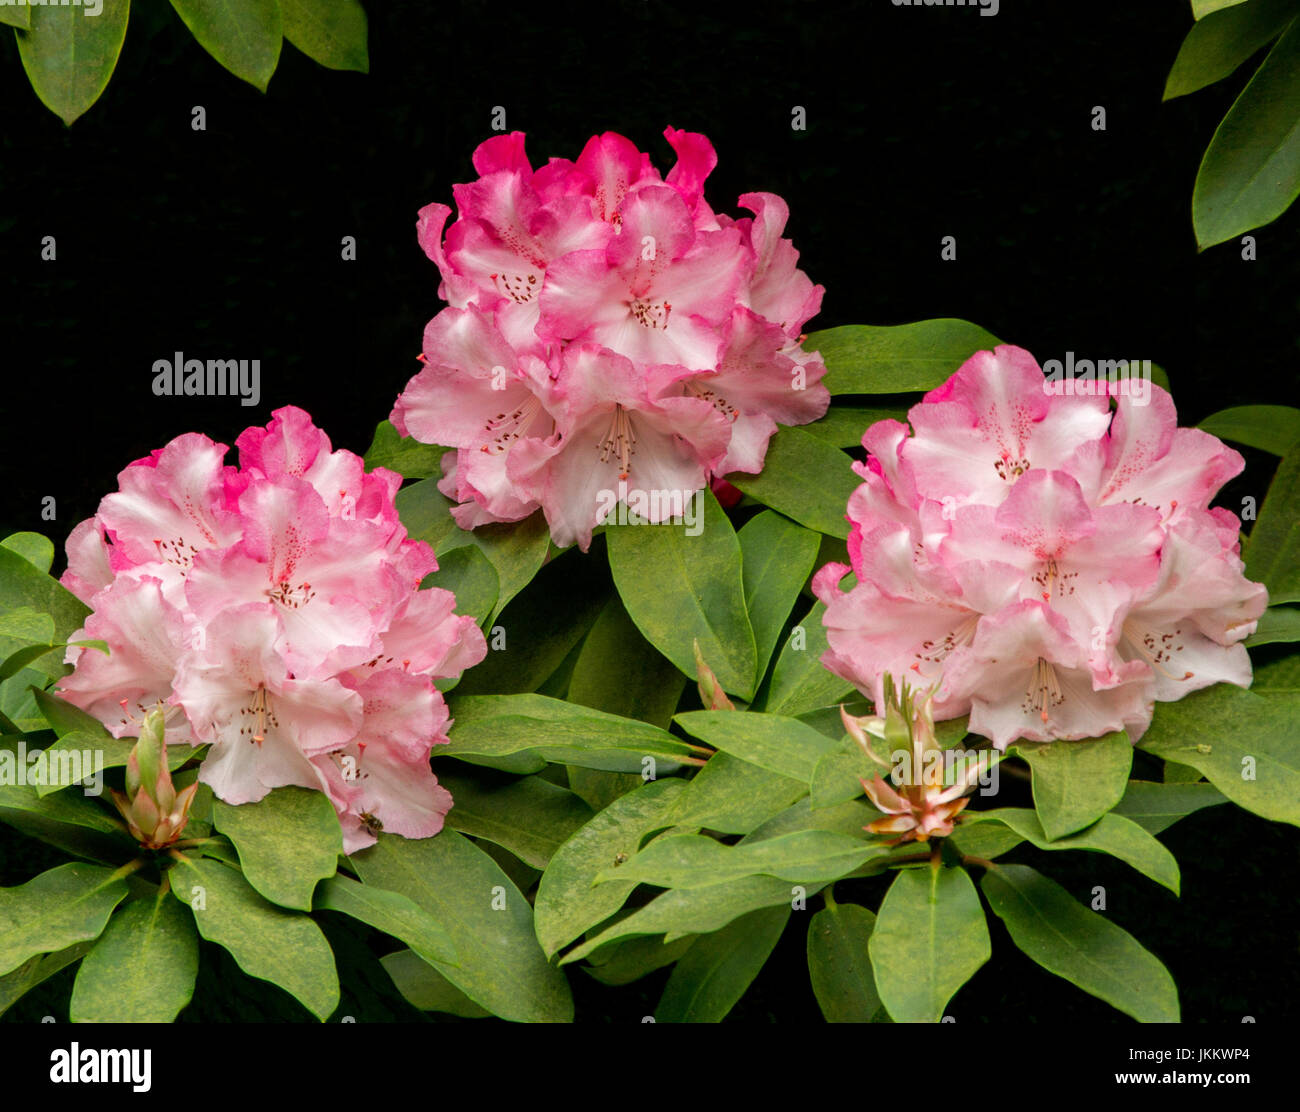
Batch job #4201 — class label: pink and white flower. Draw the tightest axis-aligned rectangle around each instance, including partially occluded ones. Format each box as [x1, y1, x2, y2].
[815, 345, 1267, 749]
[58, 407, 487, 851]
[393, 128, 829, 551]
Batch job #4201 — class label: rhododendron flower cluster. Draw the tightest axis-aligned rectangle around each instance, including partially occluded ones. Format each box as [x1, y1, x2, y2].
[392, 127, 830, 550]
[814, 346, 1268, 749]
[57, 406, 487, 851]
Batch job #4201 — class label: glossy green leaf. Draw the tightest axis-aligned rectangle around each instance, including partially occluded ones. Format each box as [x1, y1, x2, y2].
[1193, 18, 1300, 247]
[437, 769, 592, 870]
[0, 607, 56, 645]
[583, 933, 696, 985]
[981, 864, 1179, 1022]
[675, 709, 840, 781]
[802, 405, 908, 448]
[963, 809, 1180, 894]
[425, 545, 498, 629]
[807, 319, 1001, 395]
[456, 514, 552, 623]
[168, 0, 282, 92]
[0, 863, 130, 977]
[394, 474, 461, 552]
[763, 598, 856, 716]
[1247, 605, 1300, 646]
[1110, 779, 1228, 834]
[607, 488, 758, 698]
[0, 4, 30, 29]
[807, 899, 886, 1022]
[363, 422, 446, 479]
[534, 778, 684, 957]
[869, 865, 990, 1022]
[1166, 0, 1298, 99]
[443, 693, 700, 775]
[1193, 0, 1253, 19]
[2, 533, 54, 573]
[738, 511, 822, 685]
[0, 941, 91, 1018]
[1245, 448, 1300, 602]
[603, 829, 886, 890]
[1139, 686, 1300, 824]
[567, 596, 686, 728]
[169, 855, 338, 1020]
[666, 753, 808, 836]
[809, 736, 877, 809]
[739, 796, 880, 843]
[655, 905, 788, 1022]
[726, 427, 857, 539]
[1010, 732, 1132, 840]
[947, 818, 1026, 861]
[70, 886, 198, 1022]
[351, 830, 572, 1021]
[15, 0, 130, 125]
[562, 875, 814, 964]
[281, 0, 368, 72]
[211, 787, 341, 910]
[1199, 404, 1300, 455]
[314, 874, 457, 966]
[379, 949, 488, 1017]
[0, 547, 89, 678]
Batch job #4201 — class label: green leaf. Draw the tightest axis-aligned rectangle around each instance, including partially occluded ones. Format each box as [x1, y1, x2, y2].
[1193, 0, 1253, 18]
[443, 693, 701, 775]
[655, 905, 788, 1022]
[454, 546, 606, 693]
[607, 488, 758, 698]
[602, 829, 887, 890]
[675, 710, 840, 781]
[726, 427, 857, 539]
[280, 0, 368, 72]
[0, 607, 56, 645]
[211, 787, 341, 910]
[2, 533, 54, 573]
[947, 818, 1025, 861]
[425, 545, 498, 629]
[1247, 605, 1300, 646]
[0, 4, 30, 29]
[738, 511, 821, 686]
[394, 474, 462, 552]
[810, 736, 877, 809]
[0, 863, 130, 977]
[1193, 18, 1300, 247]
[437, 769, 593, 870]
[1010, 732, 1133, 840]
[169, 855, 338, 1020]
[0, 941, 92, 1018]
[981, 864, 1179, 1022]
[1138, 686, 1300, 825]
[763, 599, 856, 716]
[1166, 0, 1298, 99]
[1110, 780, 1228, 834]
[351, 830, 572, 1022]
[567, 596, 686, 728]
[363, 422, 446, 478]
[963, 809, 1181, 894]
[314, 875, 457, 966]
[70, 886, 198, 1022]
[1254, 650, 1300, 691]
[379, 949, 489, 1017]
[739, 796, 880, 843]
[583, 934, 697, 985]
[168, 0, 282, 92]
[14, 0, 129, 124]
[456, 514, 552, 623]
[807, 319, 1001, 395]
[807, 899, 886, 1022]
[869, 865, 990, 1023]
[666, 753, 808, 836]
[1245, 449, 1300, 603]
[563, 876, 816, 964]
[1200, 405, 1300, 455]
[0, 546, 89, 679]
[802, 405, 907, 448]
[534, 778, 685, 957]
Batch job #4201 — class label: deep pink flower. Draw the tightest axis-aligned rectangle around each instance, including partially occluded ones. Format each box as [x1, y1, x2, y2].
[58, 407, 487, 844]
[815, 345, 1267, 748]
[396, 128, 829, 550]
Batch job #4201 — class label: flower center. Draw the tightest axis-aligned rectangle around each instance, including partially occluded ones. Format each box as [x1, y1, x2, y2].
[993, 453, 1031, 482]
[267, 580, 316, 609]
[239, 685, 279, 747]
[1022, 657, 1064, 724]
[481, 395, 544, 454]
[684, 379, 739, 421]
[598, 405, 636, 481]
[153, 536, 198, 569]
[629, 297, 672, 329]
[488, 271, 540, 305]
[1030, 557, 1079, 602]
[1122, 618, 1194, 681]
[912, 614, 979, 671]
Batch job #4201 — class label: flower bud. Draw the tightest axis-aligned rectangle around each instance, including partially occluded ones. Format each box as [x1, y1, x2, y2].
[111, 708, 198, 849]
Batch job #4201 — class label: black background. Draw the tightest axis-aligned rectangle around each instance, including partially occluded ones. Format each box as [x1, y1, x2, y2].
[0, 0, 1297, 1022]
